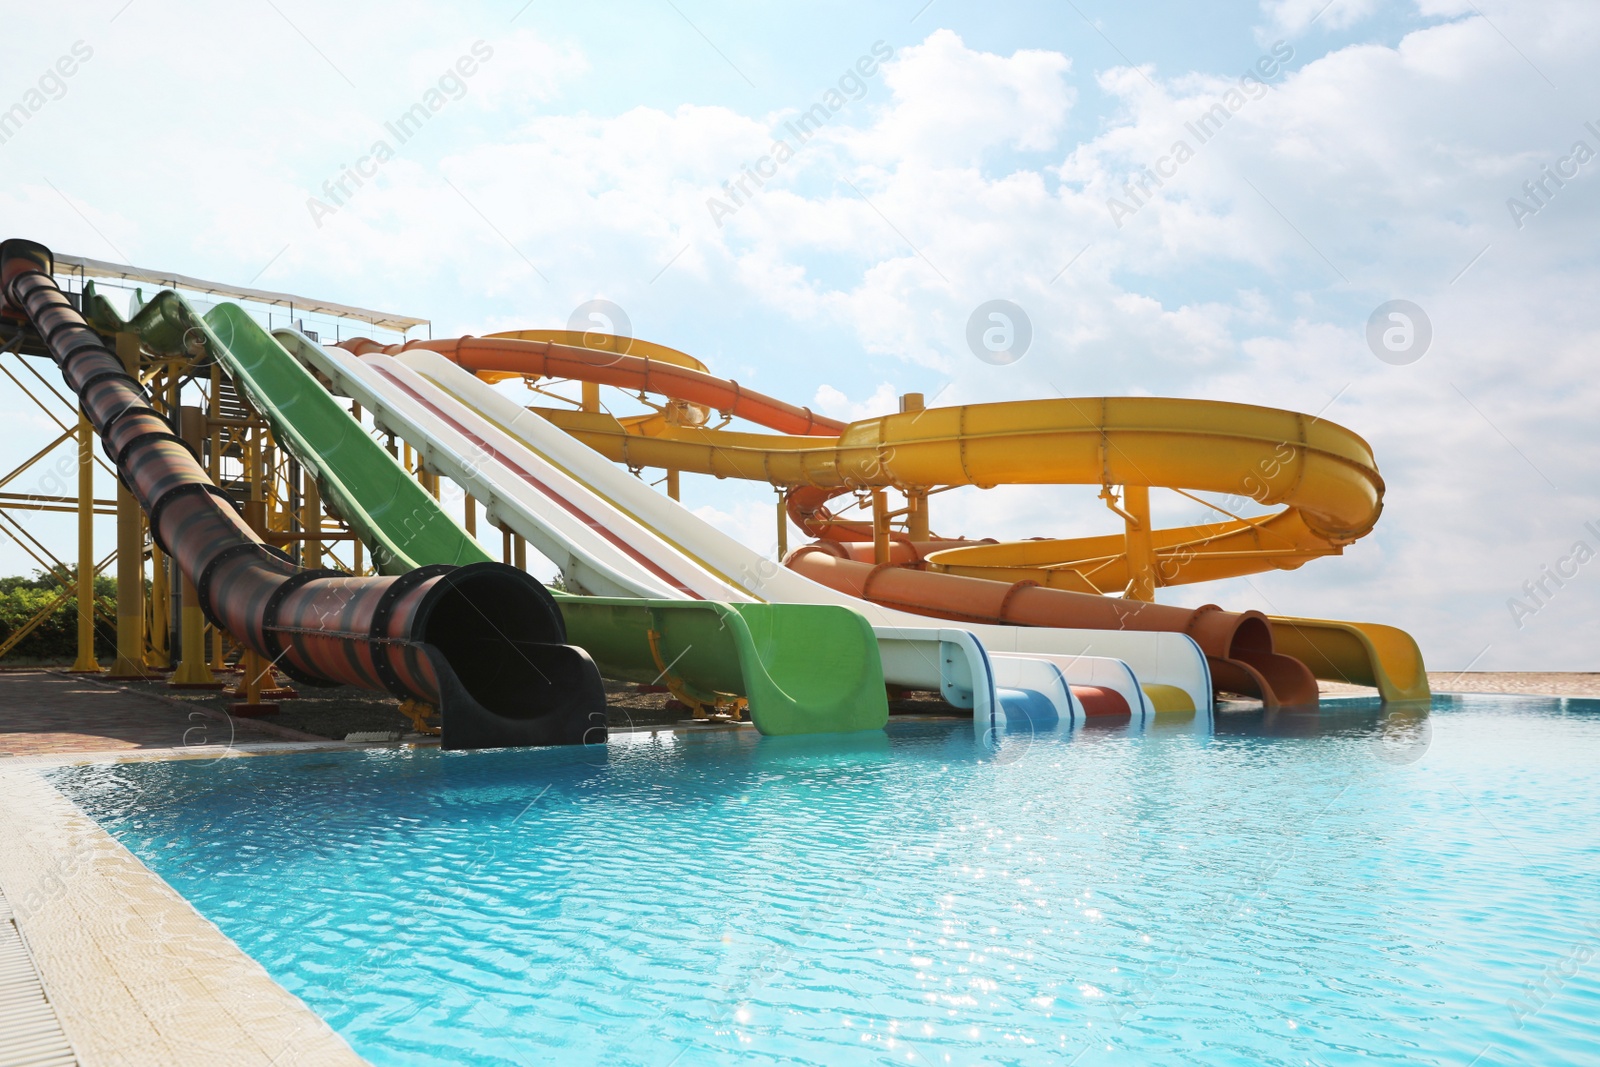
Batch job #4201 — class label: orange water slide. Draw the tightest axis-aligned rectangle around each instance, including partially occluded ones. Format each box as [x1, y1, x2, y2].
[786, 546, 1319, 705]
[341, 332, 844, 438]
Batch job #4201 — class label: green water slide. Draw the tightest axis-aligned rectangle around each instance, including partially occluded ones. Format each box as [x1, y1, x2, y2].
[81, 284, 886, 735]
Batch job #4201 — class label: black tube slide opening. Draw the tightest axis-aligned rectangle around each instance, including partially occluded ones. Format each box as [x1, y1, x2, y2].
[415, 567, 608, 749]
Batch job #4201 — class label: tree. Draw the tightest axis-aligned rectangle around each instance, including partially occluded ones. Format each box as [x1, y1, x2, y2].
[0, 570, 118, 663]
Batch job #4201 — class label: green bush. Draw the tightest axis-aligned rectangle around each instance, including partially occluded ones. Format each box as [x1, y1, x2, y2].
[0, 571, 118, 663]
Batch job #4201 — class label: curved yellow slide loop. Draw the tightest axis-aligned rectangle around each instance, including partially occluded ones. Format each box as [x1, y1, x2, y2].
[533, 395, 1384, 573]
[926, 510, 1338, 593]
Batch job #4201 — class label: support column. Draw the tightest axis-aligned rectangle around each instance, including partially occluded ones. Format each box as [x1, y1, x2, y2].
[351, 400, 369, 574]
[145, 368, 171, 669]
[109, 333, 146, 679]
[170, 566, 218, 686]
[147, 549, 170, 666]
[666, 469, 680, 502]
[906, 488, 929, 542]
[171, 405, 216, 687]
[1123, 484, 1157, 602]
[207, 362, 225, 672]
[168, 360, 185, 664]
[243, 422, 266, 536]
[231, 418, 279, 713]
[464, 494, 477, 538]
[286, 457, 302, 568]
[70, 402, 101, 672]
[898, 394, 928, 546]
[260, 437, 276, 535]
[303, 471, 322, 570]
[776, 490, 788, 561]
[513, 534, 526, 571]
[872, 489, 891, 565]
[232, 647, 278, 716]
[581, 381, 600, 413]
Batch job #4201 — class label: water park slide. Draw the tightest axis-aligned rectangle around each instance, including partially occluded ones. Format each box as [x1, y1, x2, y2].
[431, 351, 1176, 722]
[229, 329, 888, 736]
[1, 238, 605, 750]
[352, 330, 1426, 704]
[278, 333, 1132, 732]
[295, 338, 1205, 721]
[546, 396, 1418, 703]
[798, 538, 1428, 702]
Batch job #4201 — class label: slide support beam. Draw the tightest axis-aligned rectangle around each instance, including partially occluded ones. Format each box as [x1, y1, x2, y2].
[1124, 484, 1156, 602]
[70, 402, 101, 672]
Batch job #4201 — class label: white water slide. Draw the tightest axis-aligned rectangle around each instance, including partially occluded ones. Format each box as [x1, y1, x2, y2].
[278, 332, 1212, 731]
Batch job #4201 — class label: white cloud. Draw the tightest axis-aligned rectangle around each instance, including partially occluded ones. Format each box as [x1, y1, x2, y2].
[714, 13, 1600, 669]
[691, 500, 796, 559]
[813, 382, 901, 421]
[1260, 0, 1380, 36]
[843, 29, 1075, 166]
[401, 30, 585, 111]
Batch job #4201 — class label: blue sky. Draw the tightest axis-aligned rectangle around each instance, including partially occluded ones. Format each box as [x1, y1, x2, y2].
[2, 0, 1598, 671]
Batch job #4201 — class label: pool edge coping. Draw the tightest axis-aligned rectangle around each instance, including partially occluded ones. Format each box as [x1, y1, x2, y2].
[0, 765, 369, 1066]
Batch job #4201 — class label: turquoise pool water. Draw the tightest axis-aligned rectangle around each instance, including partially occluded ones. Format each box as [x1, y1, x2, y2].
[51, 695, 1600, 1066]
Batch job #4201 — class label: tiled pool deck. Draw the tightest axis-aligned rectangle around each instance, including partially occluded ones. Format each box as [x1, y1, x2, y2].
[1, 668, 1596, 1065]
[0, 763, 366, 1066]
[0, 671, 374, 1065]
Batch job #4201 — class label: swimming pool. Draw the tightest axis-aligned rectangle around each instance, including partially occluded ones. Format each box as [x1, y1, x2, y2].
[51, 695, 1600, 1066]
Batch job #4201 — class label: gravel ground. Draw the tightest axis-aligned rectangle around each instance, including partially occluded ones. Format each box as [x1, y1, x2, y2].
[100, 672, 963, 741]
[117, 675, 422, 740]
[102, 675, 692, 740]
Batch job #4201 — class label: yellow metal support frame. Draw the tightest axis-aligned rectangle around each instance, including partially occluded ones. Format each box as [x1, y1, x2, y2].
[70, 402, 102, 672]
[1, 280, 396, 679]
